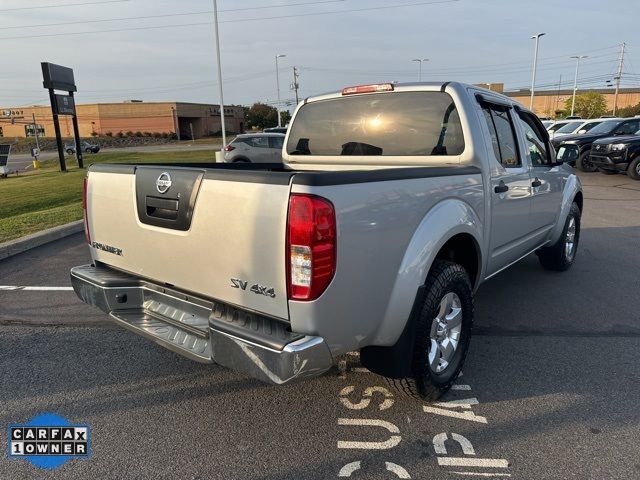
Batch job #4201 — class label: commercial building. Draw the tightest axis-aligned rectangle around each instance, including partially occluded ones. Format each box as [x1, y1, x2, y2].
[505, 87, 640, 118]
[0, 101, 245, 139]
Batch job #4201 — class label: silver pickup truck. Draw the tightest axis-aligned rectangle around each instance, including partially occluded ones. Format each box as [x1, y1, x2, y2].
[71, 82, 582, 401]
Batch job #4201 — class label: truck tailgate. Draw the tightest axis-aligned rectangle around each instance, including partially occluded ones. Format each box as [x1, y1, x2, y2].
[86, 165, 293, 320]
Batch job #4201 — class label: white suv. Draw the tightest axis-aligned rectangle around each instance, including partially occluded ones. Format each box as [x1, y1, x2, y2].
[223, 133, 285, 163]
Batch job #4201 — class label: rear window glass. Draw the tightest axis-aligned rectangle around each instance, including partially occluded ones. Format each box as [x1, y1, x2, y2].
[286, 91, 464, 156]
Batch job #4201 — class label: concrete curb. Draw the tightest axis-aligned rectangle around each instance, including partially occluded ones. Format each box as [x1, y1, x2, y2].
[0, 220, 84, 261]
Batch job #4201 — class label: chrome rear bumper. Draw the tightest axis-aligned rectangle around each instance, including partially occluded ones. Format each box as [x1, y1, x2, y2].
[70, 264, 333, 385]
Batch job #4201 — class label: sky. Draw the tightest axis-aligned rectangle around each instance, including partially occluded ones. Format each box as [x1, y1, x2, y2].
[1, 0, 639, 111]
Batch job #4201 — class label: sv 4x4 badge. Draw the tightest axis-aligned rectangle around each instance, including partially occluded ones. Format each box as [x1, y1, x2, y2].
[230, 278, 276, 298]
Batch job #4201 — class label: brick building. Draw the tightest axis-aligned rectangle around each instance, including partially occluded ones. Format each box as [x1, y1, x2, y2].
[0, 101, 245, 139]
[505, 88, 640, 118]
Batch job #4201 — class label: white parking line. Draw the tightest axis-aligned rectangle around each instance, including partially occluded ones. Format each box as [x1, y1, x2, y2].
[0, 286, 74, 291]
[437, 458, 509, 468]
[449, 473, 511, 477]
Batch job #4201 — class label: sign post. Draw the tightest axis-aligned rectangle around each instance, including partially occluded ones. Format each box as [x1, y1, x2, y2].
[41, 62, 83, 171]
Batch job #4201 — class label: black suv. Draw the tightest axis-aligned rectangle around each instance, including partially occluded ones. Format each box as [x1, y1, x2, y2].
[552, 117, 640, 172]
[590, 132, 640, 180]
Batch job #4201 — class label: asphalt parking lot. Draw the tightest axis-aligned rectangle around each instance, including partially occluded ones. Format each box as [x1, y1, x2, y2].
[1, 171, 639, 479]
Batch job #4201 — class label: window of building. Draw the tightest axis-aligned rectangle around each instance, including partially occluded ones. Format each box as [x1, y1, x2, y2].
[25, 124, 45, 137]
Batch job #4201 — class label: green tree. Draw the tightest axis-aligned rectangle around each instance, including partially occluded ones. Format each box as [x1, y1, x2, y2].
[563, 92, 607, 119]
[614, 101, 640, 118]
[245, 103, 278, 130]
[280, 110, 292, 125]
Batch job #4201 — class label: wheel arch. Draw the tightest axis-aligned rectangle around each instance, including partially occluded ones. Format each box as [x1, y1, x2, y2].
[360, 199, 482, 379]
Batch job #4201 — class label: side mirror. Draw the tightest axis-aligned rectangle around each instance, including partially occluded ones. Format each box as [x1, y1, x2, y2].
[614, 131, 626, 136]
[577, 129, 586, 134]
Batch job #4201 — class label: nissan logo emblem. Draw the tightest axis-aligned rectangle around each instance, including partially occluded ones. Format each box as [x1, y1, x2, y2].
[156, 172, 172, 194]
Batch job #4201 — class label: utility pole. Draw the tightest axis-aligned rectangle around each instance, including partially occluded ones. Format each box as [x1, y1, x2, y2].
[570, 55, 588, 117]
[292, 66, 300, 105]
[530, 33, 545, 110]
[212, 0, 226, 149]
[613, 42, 626, 116]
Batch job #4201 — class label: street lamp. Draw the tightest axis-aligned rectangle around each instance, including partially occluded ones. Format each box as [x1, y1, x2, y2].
[529, 32, 546, 110]
[570, 55, 588, 117]
[412, 58, 429, 82]
[212, 0, 226, 152]
[275, 54, 286, 127]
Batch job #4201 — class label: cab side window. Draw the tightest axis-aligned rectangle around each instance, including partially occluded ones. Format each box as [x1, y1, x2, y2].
[250, 136, 270, 148]
[269, 136, 284, 149]
[480, 104, 520, 168]
[516, 110, 551, 167]
[615, 120, 640, 135]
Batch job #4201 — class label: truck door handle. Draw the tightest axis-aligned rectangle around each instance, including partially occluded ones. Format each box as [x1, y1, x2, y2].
[531, 178, 542, 188]
[494, 182, 509, 194]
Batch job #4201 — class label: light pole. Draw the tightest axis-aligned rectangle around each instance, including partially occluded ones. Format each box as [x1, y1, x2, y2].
[570, 55, 587, 117]
[529, 32, 545, 110]
[275, 54, 286, 127]
[412, 58, 429, 82]
[212, 0, 226, 151]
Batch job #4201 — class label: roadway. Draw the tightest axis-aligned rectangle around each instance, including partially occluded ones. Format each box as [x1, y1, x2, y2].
[7, 142, 221, 171]
[0, 172, 639, 479]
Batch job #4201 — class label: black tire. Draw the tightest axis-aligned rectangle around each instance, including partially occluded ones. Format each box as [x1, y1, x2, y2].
[232, 158, 250, 163]
[66, 149, 74, 155]
[628, 157, 640, 180]
[387, 260, 473, 402]
[85, 148, 92, 153]
[538, 202, 581, 271]
[576, 151, 597, 172]
[598, 168, 618, 175]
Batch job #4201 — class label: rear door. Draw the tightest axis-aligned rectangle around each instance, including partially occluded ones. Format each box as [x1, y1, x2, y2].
[514, 108, 563, 238]
[86, 165, 293, 319]
[248, 135, 272, 162]
[478, 100, 534, 275]
[268, 135, 285, 162]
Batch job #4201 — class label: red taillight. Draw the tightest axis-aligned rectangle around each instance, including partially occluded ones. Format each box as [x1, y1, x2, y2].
[341, 83, 394, 95]
[287, 194, 336, 301]
[82, 176, 91, 245]
[224, 144, 235, 152]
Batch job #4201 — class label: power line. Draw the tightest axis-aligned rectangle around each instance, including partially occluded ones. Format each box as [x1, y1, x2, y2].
[0, 0, 459, 41]
[3, 0, 348, 30]
[0, 0, 129, 13]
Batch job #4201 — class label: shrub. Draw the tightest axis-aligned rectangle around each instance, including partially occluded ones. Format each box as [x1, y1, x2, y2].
[105, 131, 113, 137]
[116, 131, 124, 138]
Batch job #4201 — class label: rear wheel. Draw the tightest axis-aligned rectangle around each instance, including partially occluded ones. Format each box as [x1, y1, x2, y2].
[538, 202, 581, 271]
[598, 168, 618, 175]
[577, 151, 597, 172]
[387, 260, 473, 402]
[628, 157, 640, 180]
[66, 149, 74, 155]
[232, 158, 250, 163]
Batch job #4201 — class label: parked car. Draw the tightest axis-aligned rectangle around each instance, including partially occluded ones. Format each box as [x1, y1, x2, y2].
[65, 141, 100, 155]
[551, 118, 608, 139]
[264, 126, 288, 134]
[546, 120, 576, 134]
[223, 133, 285, 163]
[548, 119, 584, 139]
[71, 81, 582, 402]
[590, 130, 640, 179]
[553, 117, 640, 171]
